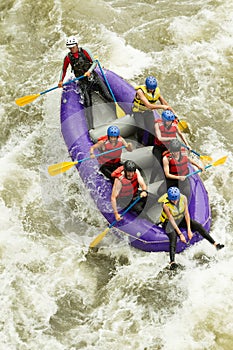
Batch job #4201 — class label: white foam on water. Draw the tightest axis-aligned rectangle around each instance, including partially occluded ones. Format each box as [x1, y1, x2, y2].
[1, 0, 233, 348]
[96, 26, 154, 79]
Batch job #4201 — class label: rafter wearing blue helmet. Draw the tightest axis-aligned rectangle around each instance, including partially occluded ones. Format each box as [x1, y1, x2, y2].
[158, 186, 224, 270]
[107, 125, 120, 138]
[161, 110, 175, 122]
[132, 75, 175, 146]
[145, 76, 157, 90]
[89, 125, 133, 182]
[167, 186, 180, 201]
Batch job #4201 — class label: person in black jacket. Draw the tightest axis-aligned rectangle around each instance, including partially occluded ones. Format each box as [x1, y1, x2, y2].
[58, 35, 114, 130]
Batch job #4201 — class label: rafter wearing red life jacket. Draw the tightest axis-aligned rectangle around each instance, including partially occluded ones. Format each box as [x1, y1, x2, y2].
[111, 166, 138, 198]
[163, 148, 189, 176]
[154, 119, 178, 148]
[97, 136, 124, 166]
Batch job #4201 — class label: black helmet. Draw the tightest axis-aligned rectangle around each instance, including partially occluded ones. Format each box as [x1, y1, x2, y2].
[169, 139, 181, 152]
[124, 160, 136, 172]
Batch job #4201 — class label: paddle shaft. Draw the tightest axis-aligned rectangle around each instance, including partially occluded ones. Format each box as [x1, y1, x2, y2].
[96, 60, 117, 103]
[48, 145, 126, 176]
[181, 143, 201, 157]
[79, 145, 126, 164]
[89, 196, 141, 248]
[186, 164, 213, 178]
[40, 75, 85, 96]
[109, 196, 141, 228]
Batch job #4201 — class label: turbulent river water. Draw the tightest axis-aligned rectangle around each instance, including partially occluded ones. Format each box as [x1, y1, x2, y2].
[1, 0, 233, 349]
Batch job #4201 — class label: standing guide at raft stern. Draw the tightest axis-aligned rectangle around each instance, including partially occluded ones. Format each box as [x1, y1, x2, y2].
[58, 35, 114, 130]
[131, 76, 176, 146]
[89, 125, 133, 181]
[158, 187, 224, 270]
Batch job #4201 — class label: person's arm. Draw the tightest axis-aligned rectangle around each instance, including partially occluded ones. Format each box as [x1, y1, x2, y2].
[120, 137, 133, 152]
[184, 196, 193, 240]
[82, 47, 97, 76]
[176, 128, 190, 148]
[136, 169, 148, 197]
[136, 89, 171, 111]
[158, 95, 176, 114]
[111, 179, 122, 221]
[89, 140, 104, 158]
[163, 204, 187, 243]
[188, 157, 205, 172]
[58, 55, 70, 87]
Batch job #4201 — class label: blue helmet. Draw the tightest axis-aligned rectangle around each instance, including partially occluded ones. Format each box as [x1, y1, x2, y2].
[107, 125, 120, 137]
[167, 187, 180, 201]
[145, 76, 157, 90]
[162, 110, 175, 122]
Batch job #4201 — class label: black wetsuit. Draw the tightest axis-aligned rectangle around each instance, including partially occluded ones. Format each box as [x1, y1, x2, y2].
[164, 217, 215, 263]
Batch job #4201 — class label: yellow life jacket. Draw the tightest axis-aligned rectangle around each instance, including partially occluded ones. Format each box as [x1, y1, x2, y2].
[158, 193, 186, 223]
[132, 85, 161, 112]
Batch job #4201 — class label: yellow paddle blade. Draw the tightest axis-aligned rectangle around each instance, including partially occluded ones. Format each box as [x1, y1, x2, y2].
[15, 93, 40, 107]
[178, 120, 189, 133]
[48, 161, 78, 176]
[212, 155, 228, 167]
[89, 227, 110, 248]
[115, 103, 126, 119]
[199, 155, 213, 164]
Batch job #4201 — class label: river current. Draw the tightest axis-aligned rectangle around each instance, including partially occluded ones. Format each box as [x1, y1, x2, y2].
[1, 1, 233, 349]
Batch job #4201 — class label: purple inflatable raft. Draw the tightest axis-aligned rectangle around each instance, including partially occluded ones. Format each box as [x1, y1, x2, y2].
[60, 68, 211, 253]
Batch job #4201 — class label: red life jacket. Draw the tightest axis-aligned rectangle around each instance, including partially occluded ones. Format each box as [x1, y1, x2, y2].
[112, 166, 138, 198]
[111, 165, 124, 178]
[165, 148, 189, 176]
[98, 137, 123, 165]
[154, 119, 178, 147]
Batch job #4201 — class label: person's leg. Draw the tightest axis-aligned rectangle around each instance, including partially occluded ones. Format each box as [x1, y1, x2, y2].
[150, 146, 164, 183]
[143, 111, 155, 146]
[133, 112, 145, 145]
[117, 197, 132, 212]
[80, 84, 94, 130]
[99, 163, 120, 182]
[166, 179, 179, 190]
[190, 219, 217, 245]
[166, 229, 178, 267]
[131, 195, 147, 216]
[99, 165, 112, 180]
[93, 74, 114, 103]
[164, 221, 179, 270]
[156, 179, 177, 198]
[179, 179, 191, 199]
[179, 218, 224, 249]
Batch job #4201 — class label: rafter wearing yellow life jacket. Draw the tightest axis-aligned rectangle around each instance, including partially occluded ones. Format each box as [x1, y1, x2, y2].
[158, 193, 186, 223]
[132, 85, 161, 113]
